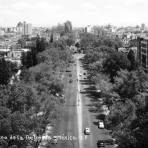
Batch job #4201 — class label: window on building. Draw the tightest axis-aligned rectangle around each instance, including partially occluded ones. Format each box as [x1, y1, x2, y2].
[141, 48, 147, 54]
[142, 54, 146, 68]
[141, 43, 147, 48]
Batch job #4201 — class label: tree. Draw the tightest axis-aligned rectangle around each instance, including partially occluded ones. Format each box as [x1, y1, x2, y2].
[113, 70, 139, 99]
[0, 59, 17, 85]
[106, 68, 148, 148]
[127, 50, 138, 70]
[75, 42, 80, 48]
[114, 69, 148, 99]
[50, 33, 53, 43]
[103, 51, 130, 82]
[80, 33, 97, 50]
[22, 51, 33, 68]
[36, 37, 48, 53]
[0, 106, 12, 136]
[6, 83, 36, 113]
[30, 47, 38, 66]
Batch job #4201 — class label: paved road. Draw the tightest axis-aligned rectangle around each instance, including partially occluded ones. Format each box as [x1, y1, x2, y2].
[76, 55, 83, 148]
[76, 53, 114, 148]
[41, 53, 114, 148]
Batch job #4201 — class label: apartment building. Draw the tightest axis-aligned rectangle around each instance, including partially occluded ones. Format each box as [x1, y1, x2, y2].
[137, 37, 148, 70]
[22, 22, 32, 36]
[0, 48, 30, 67]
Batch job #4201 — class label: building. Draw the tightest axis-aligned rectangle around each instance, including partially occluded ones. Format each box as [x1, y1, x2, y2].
[0, 29, 5, 36]
[130, 47, 138, 60]
[137, 37, 148, 70]
[118, 47, 129, 54]
[0, 48, 30, 67]
[22, 22, 32, 36]
[52, 32, 60, 41]
[84, 25, 97, 34]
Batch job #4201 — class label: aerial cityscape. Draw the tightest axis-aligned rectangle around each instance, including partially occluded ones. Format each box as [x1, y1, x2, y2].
[0, 0, 148, 148]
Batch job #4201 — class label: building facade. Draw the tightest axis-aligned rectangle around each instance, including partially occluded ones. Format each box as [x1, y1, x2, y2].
[22, 22, 32, 36]
[137, 37, 148, 70]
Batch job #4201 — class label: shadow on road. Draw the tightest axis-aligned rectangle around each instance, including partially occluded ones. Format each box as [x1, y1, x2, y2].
[93, 121, 99, 126]
[96, 114, 106, 121]
[79, 79, 94, 85]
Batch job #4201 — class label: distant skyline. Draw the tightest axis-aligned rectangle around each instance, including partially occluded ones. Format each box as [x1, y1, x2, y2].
[0, 0, 148, 27]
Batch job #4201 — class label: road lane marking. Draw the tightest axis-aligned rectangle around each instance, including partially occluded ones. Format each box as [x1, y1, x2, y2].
[76, 58, 83, 148]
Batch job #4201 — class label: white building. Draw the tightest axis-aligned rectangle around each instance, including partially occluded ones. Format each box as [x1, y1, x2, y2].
[22, 22, 32, 35]
[3, 48, 30, 67]
[0, 29, 5, 35]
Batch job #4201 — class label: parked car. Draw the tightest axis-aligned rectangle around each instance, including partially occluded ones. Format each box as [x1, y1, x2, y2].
[97, 138, 117, 147]
[55, 93, 59, 97]
[84, 127, 91, 135]
[104, 138, 116, 145]
[96, 89, 101, 93]
[80, 90, 83, 93]
[114, 143, 119, 148]
[60, 94, 64, 97]
[99, 98, 103, 104]
[97, 140, 105, 147]
[98, 121, 105, 129]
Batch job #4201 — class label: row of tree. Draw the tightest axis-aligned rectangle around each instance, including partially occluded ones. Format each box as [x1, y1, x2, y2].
[82, 30, 148, 148]
[0, 34, 73, 147]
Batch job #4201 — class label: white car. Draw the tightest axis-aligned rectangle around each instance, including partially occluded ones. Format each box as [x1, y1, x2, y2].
[98, 121, 105, 129]
[96, 90, 101, 93]
[84, 127, 91, 135]
[114, 143, 119, 148]
[55, 93, 59, 97]
[98, 98, 103, 104]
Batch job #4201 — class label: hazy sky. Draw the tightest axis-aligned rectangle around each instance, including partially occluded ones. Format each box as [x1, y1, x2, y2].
[0, 0, 148, 27]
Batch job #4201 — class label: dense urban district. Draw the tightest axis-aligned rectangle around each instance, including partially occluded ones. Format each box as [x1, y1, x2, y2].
[0, 21, 148, 148]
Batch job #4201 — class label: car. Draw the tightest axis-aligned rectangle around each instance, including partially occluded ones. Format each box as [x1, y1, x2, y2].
[104, 138, 116, 145]
[84, 127, 91, 135]
[79, 74, 82, 76]
[60, 94, 64, 97]
[83, 72, 86, 75]
[80, 90, 82, 93]
[55, 93, 59, 97]
[98, 121, 105, 129]
[99, 98, 103, 104]
[114, 143, 119, 148]
[97, 140, 105, 147]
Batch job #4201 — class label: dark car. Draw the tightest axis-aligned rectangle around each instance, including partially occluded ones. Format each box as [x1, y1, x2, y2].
[104, 138, 116, 145]
[97, 138, 116, 147]
[97, 140, 105, 147]
[84, 127, 91, 135]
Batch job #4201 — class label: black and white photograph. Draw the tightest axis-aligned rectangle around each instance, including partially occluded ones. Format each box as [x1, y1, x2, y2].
[0, 0, 148, 148]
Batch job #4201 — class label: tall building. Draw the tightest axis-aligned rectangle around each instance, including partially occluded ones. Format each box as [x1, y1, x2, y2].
[16, 21, 23, 33]
[137, 36, 148, 71]
[17, 21, 23, 28]
[141, 23, 146, 30]
[22, 22, 32, 36]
